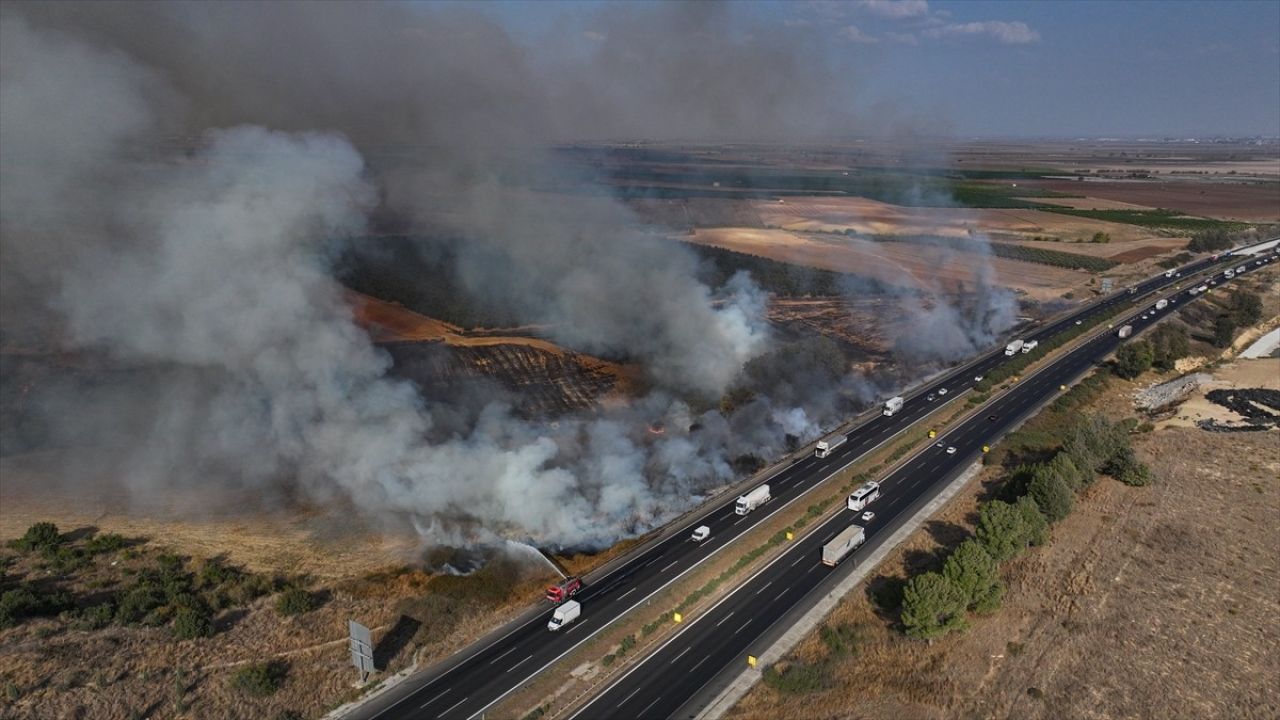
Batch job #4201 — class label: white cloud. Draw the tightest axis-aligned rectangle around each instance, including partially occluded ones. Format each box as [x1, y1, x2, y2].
[839, 24, 879, 44]
[855, 0, 930, 19]
[886, 31, 920, 46]
[582, 30, 606, 42]
[923, 20, 1040, 44]
[784, 17, 812, 28]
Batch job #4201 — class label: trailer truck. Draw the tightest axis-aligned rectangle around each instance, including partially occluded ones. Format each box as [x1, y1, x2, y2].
[822, 524, 866, 566]
[1005, 339, 1024, 356]
[547, 600, 581, 631]
[815, 432, 847, 458]
[1117, 325, 1133, 339]
[735, 485, 771, 515]
[1021, 340, 1039, 354]
[882, 396, 904, 416]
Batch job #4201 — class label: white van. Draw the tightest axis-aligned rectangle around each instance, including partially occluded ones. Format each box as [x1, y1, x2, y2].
[548, 600, 581, 631]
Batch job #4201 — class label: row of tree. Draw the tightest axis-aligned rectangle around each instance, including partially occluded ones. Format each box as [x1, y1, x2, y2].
[899, 413, 1152, 640]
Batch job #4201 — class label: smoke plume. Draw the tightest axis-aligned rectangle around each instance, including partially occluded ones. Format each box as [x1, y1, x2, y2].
[0, 3, 1006, 549]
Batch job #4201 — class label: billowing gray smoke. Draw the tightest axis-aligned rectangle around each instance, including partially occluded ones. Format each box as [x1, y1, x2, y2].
[0, 3, 1003, 549]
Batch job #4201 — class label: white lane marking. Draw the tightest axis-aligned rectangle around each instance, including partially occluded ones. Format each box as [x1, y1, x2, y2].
[639, 697, 664, 718]
[419, 689, 450, 709]
[755, 580, 773, 596]
[715, 611, 735, 628]
[735, 619, 752, 635]
[671, 646, 691, 665]
[506, 655, 532, 673]
[791, 555, 805, 567]
[564, 618, 587, 634]
[734, 515, 748, 526]
[489, 646, 517, 665]
[615, 587, 636, 602]
[437, 697, 468, 718]
[691, 655, 709, 672]
[617, 687, 641, 708]
[660, 560, 679, 573]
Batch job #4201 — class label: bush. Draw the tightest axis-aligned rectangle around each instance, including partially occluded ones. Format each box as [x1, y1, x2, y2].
[1228, 290, 1263, 327]
[976, 500, 1041, 562]
[74, 603, 116, 631]
[818, 622, 862, 658]
[1213, 315, 1237, 348]
[84, 533, 128, 555]
[231, 661, 287, 697]
[0, 584, 72, 629]
[1104, 447, 1154, 486]
[901, 572, 968, 640]
[13, 522, 62, 552]
[173, 605, 214, 640]
[275, 587, 316, 617]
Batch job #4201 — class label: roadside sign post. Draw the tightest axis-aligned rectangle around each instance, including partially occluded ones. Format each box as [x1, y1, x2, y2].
[349, 619, 375, 683]
[747, 655, 757, 668]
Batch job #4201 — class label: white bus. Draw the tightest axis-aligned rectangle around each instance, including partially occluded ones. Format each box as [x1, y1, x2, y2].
[847, 481, 881, 512]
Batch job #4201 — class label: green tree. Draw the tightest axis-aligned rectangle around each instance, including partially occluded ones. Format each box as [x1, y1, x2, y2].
[1103, 447, 1154, 486]
[1212, 315, 1236, 348]
[1015, 496, 1050, 547]
[976, 500, 1033, 563]
[1063, 415, 1126, 477]
[1114, 341, 1154, 379]
[173, 605, 214, 640]
[1228, 290, 1263, 327]
[1149, 324, 1190, 371]
[942, 540, 1004, 614]
[1028, 467, 1075, 523]
[901, 572, 968, 640]
[1043, 452, 1086, 493]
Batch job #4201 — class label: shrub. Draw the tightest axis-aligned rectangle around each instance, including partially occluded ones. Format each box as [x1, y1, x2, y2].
[976, 500, 1035, 562]
[173, 605, 214, 640]
[1213, 315, 1237, 348]
[1104, 447, 1154, 486]
[818, 622, 862, 658]
[84, 533, 127, 555]
[901, 572, 968, 640]
[0, 584, 71, 629]
[762, 661, 830, 694]
[231, 661, 287, 697]
[13, 522, 62, 552]
[1114, 341, 1154, 379]
[74, 603, 116, 631]
[275, 587, 316, 617]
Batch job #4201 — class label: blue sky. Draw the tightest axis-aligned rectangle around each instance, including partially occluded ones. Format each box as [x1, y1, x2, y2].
[434, 0, 1280, 138]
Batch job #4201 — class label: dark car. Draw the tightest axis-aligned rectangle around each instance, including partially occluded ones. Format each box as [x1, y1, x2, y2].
[987, 414, 998, 422]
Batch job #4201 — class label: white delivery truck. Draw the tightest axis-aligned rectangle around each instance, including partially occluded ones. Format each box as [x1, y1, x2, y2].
[1005, 339, 1024, 356]
[735, 485, 771, 515]
[815, 431, 847, 458]
[1117, 324, 1133, 339]
[882, 396, 904, 416]
[547, 600, 581, 631]
[1155, 299, 1168, 310]
[822, 524, 866, 566]
[1021, 340, 1039, 354]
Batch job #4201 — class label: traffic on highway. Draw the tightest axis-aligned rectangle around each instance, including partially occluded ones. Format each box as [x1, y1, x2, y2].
[353, 243, 1275, 720]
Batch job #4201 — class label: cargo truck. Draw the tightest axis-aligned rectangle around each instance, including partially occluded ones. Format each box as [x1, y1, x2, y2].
[815, 431, 847, 458]
[546, 576, 582, 604]
[1155, 299, 1168, 310]
[1117, 325, 1133, 339]
[822, 524, 866, 566]
[1021, 340, 1039, 354]
[882, 396, 904, 416]
[547, 600, 580, 631]
[735, 484, 771, 515]
[1005, 339, 1024, 356]
[1237, 265, 1247, 274]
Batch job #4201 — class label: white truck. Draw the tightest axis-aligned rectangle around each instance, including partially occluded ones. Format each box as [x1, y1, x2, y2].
[822, 524, 866, 566]
[1237, 265, 1247, 274]
[1021, 340, 1039, 354]
[547, 600, 581, 631]
[1117, 324, 1133, 339]
[1155, 299, 1168, 310]
[882, 396, 904, 416]
[815, 431, 847, 458]
[1164, 270, 1174, 278]
[1224, 269, 1235, 279]
[1005, 339, 1025, 356]
[735, 485, 771, 515]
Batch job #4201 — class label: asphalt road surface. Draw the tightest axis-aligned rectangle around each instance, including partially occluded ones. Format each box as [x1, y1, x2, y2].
[572, 254, 1275, 720]
[353, 247, 1270, 720]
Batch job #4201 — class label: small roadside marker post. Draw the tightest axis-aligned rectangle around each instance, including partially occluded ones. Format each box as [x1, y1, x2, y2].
[785, 531, 794, 541]
[747, 655, 757, 668]
[673, 612, 682, 624]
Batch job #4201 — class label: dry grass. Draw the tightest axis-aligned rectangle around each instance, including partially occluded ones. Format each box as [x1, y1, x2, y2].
[1024, 180, 1280, 223]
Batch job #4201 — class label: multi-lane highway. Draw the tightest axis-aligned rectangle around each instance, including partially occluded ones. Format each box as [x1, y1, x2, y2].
[352, 247, 1263, 720]
[572, 250, 1276, 720]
